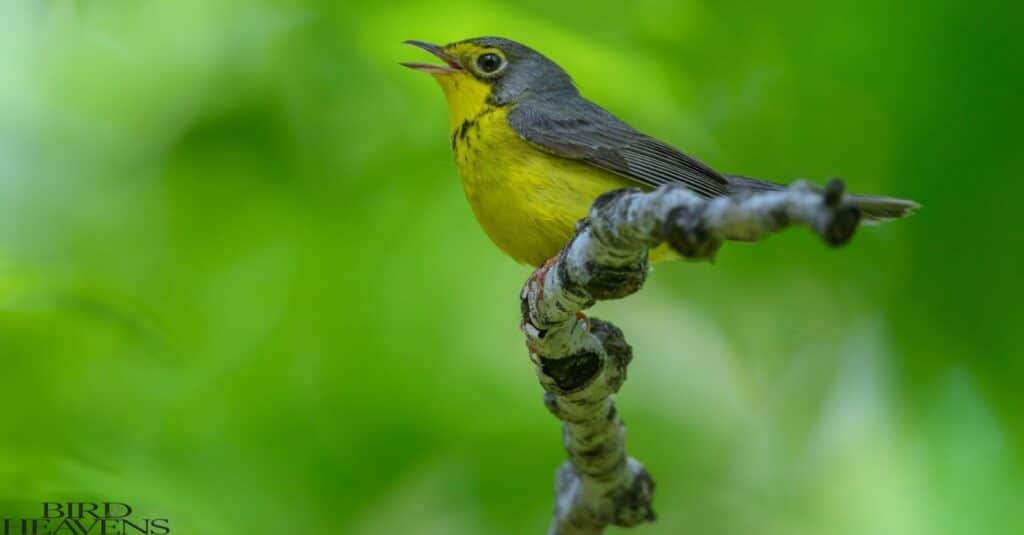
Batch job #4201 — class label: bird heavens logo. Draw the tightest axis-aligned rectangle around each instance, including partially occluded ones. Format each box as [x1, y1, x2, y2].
[1, 503, 169, 535]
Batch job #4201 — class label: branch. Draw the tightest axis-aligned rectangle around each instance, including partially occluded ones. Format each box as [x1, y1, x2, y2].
[520, 180, 860, 535]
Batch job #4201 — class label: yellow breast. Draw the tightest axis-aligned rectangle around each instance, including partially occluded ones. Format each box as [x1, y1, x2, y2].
[430, 69, 657, 266]
[452, 106, 631, 266]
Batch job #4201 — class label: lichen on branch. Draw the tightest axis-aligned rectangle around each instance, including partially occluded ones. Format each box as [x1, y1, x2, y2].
[520, 180, 862, 535]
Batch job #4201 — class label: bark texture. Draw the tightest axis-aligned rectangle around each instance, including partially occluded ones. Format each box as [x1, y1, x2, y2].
[520, 180, 861, 535]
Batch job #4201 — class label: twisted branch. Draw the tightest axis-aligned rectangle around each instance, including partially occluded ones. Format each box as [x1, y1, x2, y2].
[520, 180, 861, 535]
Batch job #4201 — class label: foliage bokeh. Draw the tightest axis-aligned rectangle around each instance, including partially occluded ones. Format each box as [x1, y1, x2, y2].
[1, 0, 1022, 533]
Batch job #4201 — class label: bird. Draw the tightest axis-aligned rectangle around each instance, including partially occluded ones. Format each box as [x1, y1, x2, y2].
[402, 37, 918, 267]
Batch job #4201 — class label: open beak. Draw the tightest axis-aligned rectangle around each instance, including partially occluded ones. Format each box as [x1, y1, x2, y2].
[401, 40, 463, 74]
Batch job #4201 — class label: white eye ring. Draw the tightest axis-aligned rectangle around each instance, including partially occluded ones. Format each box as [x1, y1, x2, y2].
[475, 53, 505, 76]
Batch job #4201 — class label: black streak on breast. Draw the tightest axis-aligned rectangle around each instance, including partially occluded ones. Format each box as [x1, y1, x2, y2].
[451, 107, 499, 153]
[452, 119, 474, 152]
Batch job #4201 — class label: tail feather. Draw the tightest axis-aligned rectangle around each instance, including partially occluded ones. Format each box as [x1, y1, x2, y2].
[844, 193, 920, 224]
[727, 175, 919, 224]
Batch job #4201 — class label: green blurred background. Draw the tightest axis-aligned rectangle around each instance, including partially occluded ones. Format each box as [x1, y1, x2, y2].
[1, 0, 1022, 533]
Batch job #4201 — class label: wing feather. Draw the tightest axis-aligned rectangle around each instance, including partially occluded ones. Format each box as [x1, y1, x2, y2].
[508, 97, 728, 198]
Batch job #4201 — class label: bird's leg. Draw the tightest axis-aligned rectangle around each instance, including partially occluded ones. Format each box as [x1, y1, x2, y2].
[520, 254, 563, 353]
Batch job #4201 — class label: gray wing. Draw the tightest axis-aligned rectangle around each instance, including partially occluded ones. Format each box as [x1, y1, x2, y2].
[508, 97, 729, 198]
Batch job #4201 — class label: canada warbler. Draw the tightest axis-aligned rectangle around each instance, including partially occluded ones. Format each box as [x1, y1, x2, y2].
[402, 37, 917, 266]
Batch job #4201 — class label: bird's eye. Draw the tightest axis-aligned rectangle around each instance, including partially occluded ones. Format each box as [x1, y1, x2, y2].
[476, 53, 504, 74]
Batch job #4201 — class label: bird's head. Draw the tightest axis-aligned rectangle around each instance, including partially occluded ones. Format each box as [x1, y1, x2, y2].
[402, 37, 576, 121]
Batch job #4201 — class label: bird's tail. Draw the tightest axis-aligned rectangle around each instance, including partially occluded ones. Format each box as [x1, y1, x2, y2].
[727, 175, 919, 224]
